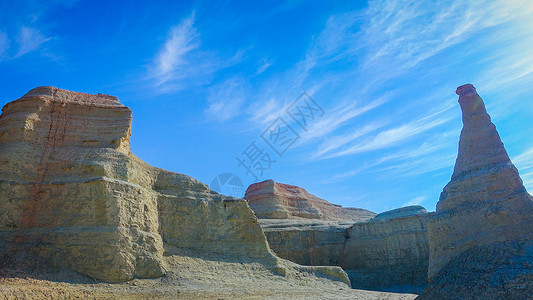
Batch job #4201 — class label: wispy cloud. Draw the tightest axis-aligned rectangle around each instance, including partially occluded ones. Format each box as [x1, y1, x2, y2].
[15, 26, 51, 57]
[256, 58, 273, 75]
[149, 12, 246, 93]
[0, 26, 51, 60]
[205, 77, 247, 121]
[324, 130, 458, 182]
[512, 146, 533, 192]
[374, 153, 456, 178]
[303, 96, 389, 144]
[476, 2, 533, 94]
[359, 0, 522, 79]
[373, 130, 457, 165]
[0, 0, 79, 62]
[150, 13, 200, 89]
[522, 172, 533, 193]
[513, 146, 533, 170]
[402, 196, 426, 207]
[324, 108, 453, 159]
[312, 122, 386, 159]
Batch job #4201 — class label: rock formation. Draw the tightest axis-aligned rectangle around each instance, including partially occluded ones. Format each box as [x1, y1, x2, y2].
[0, 87, 351, 285]
[342, 206, 432, 292]
[245, 179, 376, 271]
[260, 219, 353, 267]
[247, 179, 432, 293]
[245, 179, 376, 221]
[421, 84, 533, 298]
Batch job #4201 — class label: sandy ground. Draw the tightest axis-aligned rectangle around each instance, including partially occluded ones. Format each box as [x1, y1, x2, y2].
[0, 255, 417, 299]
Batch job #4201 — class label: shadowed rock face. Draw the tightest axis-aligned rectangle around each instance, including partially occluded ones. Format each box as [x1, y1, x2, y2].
[245, 179, 376, 222]
[0, 87, 274, 282]
[421, 84, 533, 299]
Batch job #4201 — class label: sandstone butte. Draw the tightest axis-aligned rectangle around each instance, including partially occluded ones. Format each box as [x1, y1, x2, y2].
[245, 179, 376, 221]
[419, 84, 533, 299]
[0, 86, 421, 299]
[245, 180, 432, 293]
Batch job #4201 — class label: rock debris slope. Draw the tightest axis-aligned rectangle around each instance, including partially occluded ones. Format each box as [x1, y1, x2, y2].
[420, 84, 533, 299]
[0, 87, 348, 286]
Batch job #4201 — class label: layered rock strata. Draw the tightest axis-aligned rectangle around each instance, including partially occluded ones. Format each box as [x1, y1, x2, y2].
[245, 179, 376, 221]
[421, 84, 533, 298]
[342, 206, 432, 292]
[0, 87, 352, 285]
[248, 180, 432, 293]
[260, 219, 353, 267]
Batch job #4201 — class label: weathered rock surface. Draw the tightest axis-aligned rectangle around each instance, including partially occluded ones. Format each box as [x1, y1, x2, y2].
[245, 179, 376, 270]
[245, 179, 376, 221]
[421, 84, 533, 299]
[0, 87, 353, 286]
[343, 206, 432, 292]
[420, 239, 533, 299]
[260, 219, 353, 267]
[249, 180, 431, 292]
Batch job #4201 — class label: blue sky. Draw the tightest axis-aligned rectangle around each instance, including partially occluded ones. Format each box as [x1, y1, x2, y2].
[1, 0, 533, 213]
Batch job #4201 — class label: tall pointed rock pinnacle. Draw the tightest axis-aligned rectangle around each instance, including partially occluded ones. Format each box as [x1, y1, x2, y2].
[427, 84, 533, 280]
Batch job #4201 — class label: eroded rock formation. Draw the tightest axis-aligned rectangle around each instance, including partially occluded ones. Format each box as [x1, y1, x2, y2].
[260, 219, 353, 267]
[245, 179, 376, 221]
[245, 179, 376, 271]
[343, 206, 432, 292]
[246, 179, 432, 293]
[0, 87, 352, 286]
[421, 84, 533, 299]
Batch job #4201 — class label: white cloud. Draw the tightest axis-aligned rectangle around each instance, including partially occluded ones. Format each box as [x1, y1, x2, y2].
[362, 1, 485, 70]
[256, 58, 273, 75]
[475, 2, 533, 93]
[312, 122, 386, 159]
[374, 130, 457, 165]
[205, 77, 247, 121]
[246, 93, 285, 126]
[513, 146, 533, 170]
[522, 172, 533, 193]
[375, 153, 456, 178]
[323, 130, 458, 182]
[151, 13, 200, 88]
[303, 96, 388, 145]
[149, 12, 246, 93]
[402, 196, 426, 207]
[15, 26, 50, 57]
[513, 146, 533, 193]
[325, 109, 453, 158]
